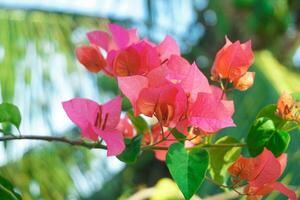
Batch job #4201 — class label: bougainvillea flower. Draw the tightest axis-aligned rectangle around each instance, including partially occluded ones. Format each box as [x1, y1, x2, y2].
[276, 92, 300, 123]
[136, 84, 187, 127]
[110, 41, 160, 76]
[112, 46, 141, 76]
[87, 23, 139, 52]
[211, 37, 254, 82]
[62, 96, 125, 156]
[233, 72, 255, 91]
[156, 35, 180, 62]
[228, 148, 297, 200]
[187, 87, 235, 133]
[75, 45, 107, 73]
[147, 55, 211, 102]
[116, 116, 136, 139]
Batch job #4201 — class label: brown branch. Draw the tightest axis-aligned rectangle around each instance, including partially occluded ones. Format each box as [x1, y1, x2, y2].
[0, 134, 246, 151]
[0, 135, 107, 149]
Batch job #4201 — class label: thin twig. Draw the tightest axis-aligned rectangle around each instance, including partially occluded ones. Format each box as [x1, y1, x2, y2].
[0, 135, 246, 151]
[0, 135, 107, 149]
[205, 176, 245, 196]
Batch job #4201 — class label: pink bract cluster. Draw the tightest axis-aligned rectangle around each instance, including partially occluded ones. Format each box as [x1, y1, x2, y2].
[63, 23, 255, 157]
[63, 23, 254, 158]
[228, 148, 296, 200]
[61, 23, 298, 200]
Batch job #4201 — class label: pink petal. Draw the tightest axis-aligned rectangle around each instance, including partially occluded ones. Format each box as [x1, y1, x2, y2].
[87, 31, 110, 51]
[180, 62, 211, 101]
[249, 149, 282, 188]
[146, 65, 169, 87]
[277, 153, 287, 175]
[165, 55, 211, 101]
[166, 55, 190, 80]
[271, 182, 297, 200]
[211, 37, 254, 82]
[128, 28, 139, 44]
[157, 35, 180, 62]
[118, 75, 148, 113]
[101, 96, 122, 129]
[75, 45, 107, 73]
[94, 128, 125, 156]
[108, 23, 130, 49]
[136, 87, 160, 117]
[189, 93, 235, 132]
[210, 86, 235, 116]
[134, 41, 160, 72]
[62, 98, 99, 141]
[117, 116, 136, 138]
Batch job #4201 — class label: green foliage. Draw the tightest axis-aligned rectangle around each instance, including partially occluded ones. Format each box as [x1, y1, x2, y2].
[166, 143, 209, 200]
[127, 111, 149, 133]
[0, 103, 21, 130]
[209, 136, 241, 185]
[97, 75, 119, 95]
[117, 135, 143, 164]
[257, 104, 299, 132]
[247, 117, 290, 157]
[0, 176, 22, 200]
[121, 97, 132, 111]
[256, 104, 285, 128]
[0, 144, 92, 200]
[170, 128, 186, 141]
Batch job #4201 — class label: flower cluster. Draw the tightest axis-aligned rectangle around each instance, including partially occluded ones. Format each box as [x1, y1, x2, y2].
[68, 23, 252, 156]
[61, 23, 297, 199]
[228, 148, 296, 200]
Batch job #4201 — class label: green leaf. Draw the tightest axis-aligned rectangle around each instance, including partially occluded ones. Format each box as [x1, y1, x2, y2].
[117, 134, 143, 164]
[256, 104, 299, 131]
[209, 136, 241, 185]
[121, 96, 132, 111]
[97, 75, 118, 95]
[256, 104, 284, 127]
[247, 117, 290, 157]
[127, 111, 149, 133]
[0, 103, 21, 129]
[166, 143, 209, 200]
[266, 130, 290, 157]
[0, 176, 22, 200]
[170, 128, 186, 141]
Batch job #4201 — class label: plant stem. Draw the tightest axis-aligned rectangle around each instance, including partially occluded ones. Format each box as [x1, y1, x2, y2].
[0, 135, 106, 149]
[0, 135, 246, 151]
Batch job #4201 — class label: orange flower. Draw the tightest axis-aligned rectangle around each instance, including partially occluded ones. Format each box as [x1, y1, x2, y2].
[228, 149, 296, 200]
[276, 92, 300, 122]
[75, 45, 107, 73]
[211, 37, 254, 83]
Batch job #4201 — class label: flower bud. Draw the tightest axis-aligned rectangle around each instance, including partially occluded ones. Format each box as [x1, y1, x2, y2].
[233, 72, 255, 91]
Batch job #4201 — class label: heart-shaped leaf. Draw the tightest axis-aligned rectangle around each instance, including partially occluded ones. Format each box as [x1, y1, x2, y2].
[0, 103, 21, 130]
[117, 134, 143, 163]
[247, 117, 290, 157]
[166, 143, 209, 200]
[256, 104, 299, 131]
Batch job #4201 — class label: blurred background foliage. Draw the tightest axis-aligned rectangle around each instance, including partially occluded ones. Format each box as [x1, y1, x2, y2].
[0, 0, 300, 199]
